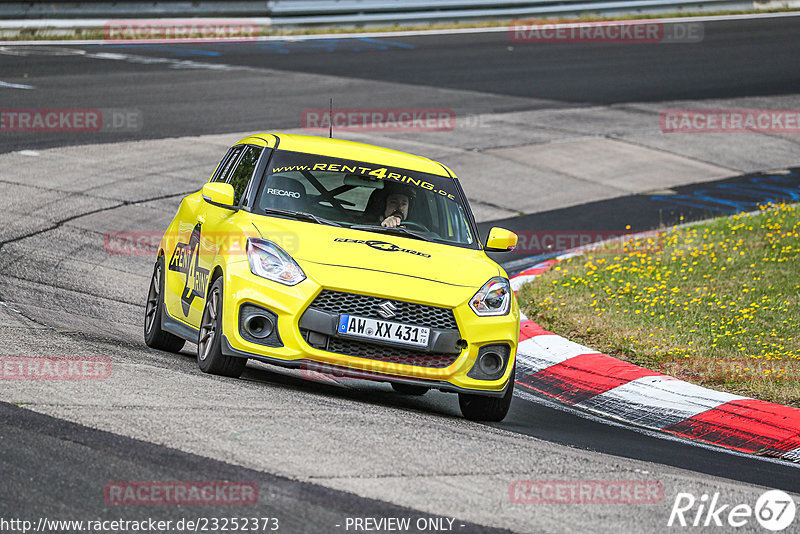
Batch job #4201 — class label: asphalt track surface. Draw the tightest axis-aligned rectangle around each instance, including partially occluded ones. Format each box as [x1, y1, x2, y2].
[1, 16, 799, 153]
[1, 403, 506, 533]
[1, 15, 800, 533]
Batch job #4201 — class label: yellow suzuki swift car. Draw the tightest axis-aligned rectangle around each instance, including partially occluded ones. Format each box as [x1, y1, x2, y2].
[144, 133, 519, 421]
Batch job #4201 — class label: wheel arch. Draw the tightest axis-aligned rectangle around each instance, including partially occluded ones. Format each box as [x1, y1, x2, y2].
[208, 264, 224, 293]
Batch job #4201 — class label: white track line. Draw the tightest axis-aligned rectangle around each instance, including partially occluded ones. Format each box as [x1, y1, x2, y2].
[0, 80, 35, 89]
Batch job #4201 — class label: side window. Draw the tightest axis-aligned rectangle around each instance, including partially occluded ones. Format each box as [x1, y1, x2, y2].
[212, 146, 243, 183]
[228, 146, 263, 205]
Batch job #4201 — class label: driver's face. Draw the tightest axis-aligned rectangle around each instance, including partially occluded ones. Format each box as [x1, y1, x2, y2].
[384, 193, 410, 219]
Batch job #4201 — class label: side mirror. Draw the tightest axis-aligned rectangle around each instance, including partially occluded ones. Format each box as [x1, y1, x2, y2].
[485, 227, 518, 252]
[202, 182, 236, 210]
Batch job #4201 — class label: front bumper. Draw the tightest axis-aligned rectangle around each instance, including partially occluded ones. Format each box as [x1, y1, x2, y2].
[220, 260, 519, 394]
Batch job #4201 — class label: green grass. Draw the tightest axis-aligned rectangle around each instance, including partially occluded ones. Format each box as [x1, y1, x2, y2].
[518, 204, 800, 407]
[1, 7, 797, 41]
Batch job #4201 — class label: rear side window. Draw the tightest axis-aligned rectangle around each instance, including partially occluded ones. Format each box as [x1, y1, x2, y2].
[228, 146, 263, 205]
[212, 146, 243, 183]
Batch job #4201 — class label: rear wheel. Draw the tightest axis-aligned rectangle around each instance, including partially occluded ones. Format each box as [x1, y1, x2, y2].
[197, 277, 247, 378]
[458, 364, 515, 422]
[391, 383, 429, 396]
[144, 256, 185, 353]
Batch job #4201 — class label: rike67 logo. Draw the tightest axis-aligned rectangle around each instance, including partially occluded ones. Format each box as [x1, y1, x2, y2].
[668, 490, 796, 531]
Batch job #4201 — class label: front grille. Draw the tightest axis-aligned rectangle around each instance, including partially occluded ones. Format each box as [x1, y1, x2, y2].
[310, 290, 458, 329]
[327, 337, 459, 369]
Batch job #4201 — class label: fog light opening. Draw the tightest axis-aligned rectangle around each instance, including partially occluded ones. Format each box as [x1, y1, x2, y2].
[244, 314, 274, 339]
[478, 351, 503, 376]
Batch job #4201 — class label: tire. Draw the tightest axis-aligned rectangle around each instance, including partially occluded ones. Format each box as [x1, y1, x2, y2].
[144, 256, 186, 353]
[197, 277, 247, 378]
[458, 363, 515, 422]
[391, 382, 429, 396]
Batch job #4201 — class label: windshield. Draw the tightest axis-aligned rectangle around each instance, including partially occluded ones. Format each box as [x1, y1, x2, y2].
[254, 149, 477, 248]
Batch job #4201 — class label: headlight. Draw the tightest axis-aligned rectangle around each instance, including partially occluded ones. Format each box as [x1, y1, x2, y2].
[469, 277, 511, 316]
[246, 238, 306, 286]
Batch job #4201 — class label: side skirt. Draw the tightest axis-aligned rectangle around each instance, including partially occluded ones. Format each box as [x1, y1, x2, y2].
[160, 302, 200, 342]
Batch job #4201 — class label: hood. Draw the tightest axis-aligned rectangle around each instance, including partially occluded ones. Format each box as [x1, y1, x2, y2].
[251, 218, 499, 288]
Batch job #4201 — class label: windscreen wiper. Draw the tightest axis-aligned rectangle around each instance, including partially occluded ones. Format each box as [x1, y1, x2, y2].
[348, 224, 433, 242]
[262, 208, 342, 227]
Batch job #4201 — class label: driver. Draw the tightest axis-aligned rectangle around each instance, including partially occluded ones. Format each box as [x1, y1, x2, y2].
[377, 183, 415, 228]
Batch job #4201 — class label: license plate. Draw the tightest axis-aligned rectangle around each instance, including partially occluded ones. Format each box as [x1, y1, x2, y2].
[337, 314, 430, 348]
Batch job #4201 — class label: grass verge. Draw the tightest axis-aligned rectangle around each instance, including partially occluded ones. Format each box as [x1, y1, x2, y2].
[518, 203, 800, 407]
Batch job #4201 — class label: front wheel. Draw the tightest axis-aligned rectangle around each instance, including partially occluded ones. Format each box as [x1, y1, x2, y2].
[458, 364, 515, 422]
[144, 256, 185, 353]
[197, 277, 247, 378]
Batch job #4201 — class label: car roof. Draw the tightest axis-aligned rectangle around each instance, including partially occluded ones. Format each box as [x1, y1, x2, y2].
[234, 133, 454, 178]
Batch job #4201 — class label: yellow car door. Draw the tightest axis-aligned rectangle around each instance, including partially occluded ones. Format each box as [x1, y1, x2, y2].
[164, 143, 264, 329]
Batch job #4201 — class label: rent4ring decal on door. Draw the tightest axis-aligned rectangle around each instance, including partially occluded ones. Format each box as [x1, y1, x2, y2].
[168, 223, 210, 316]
